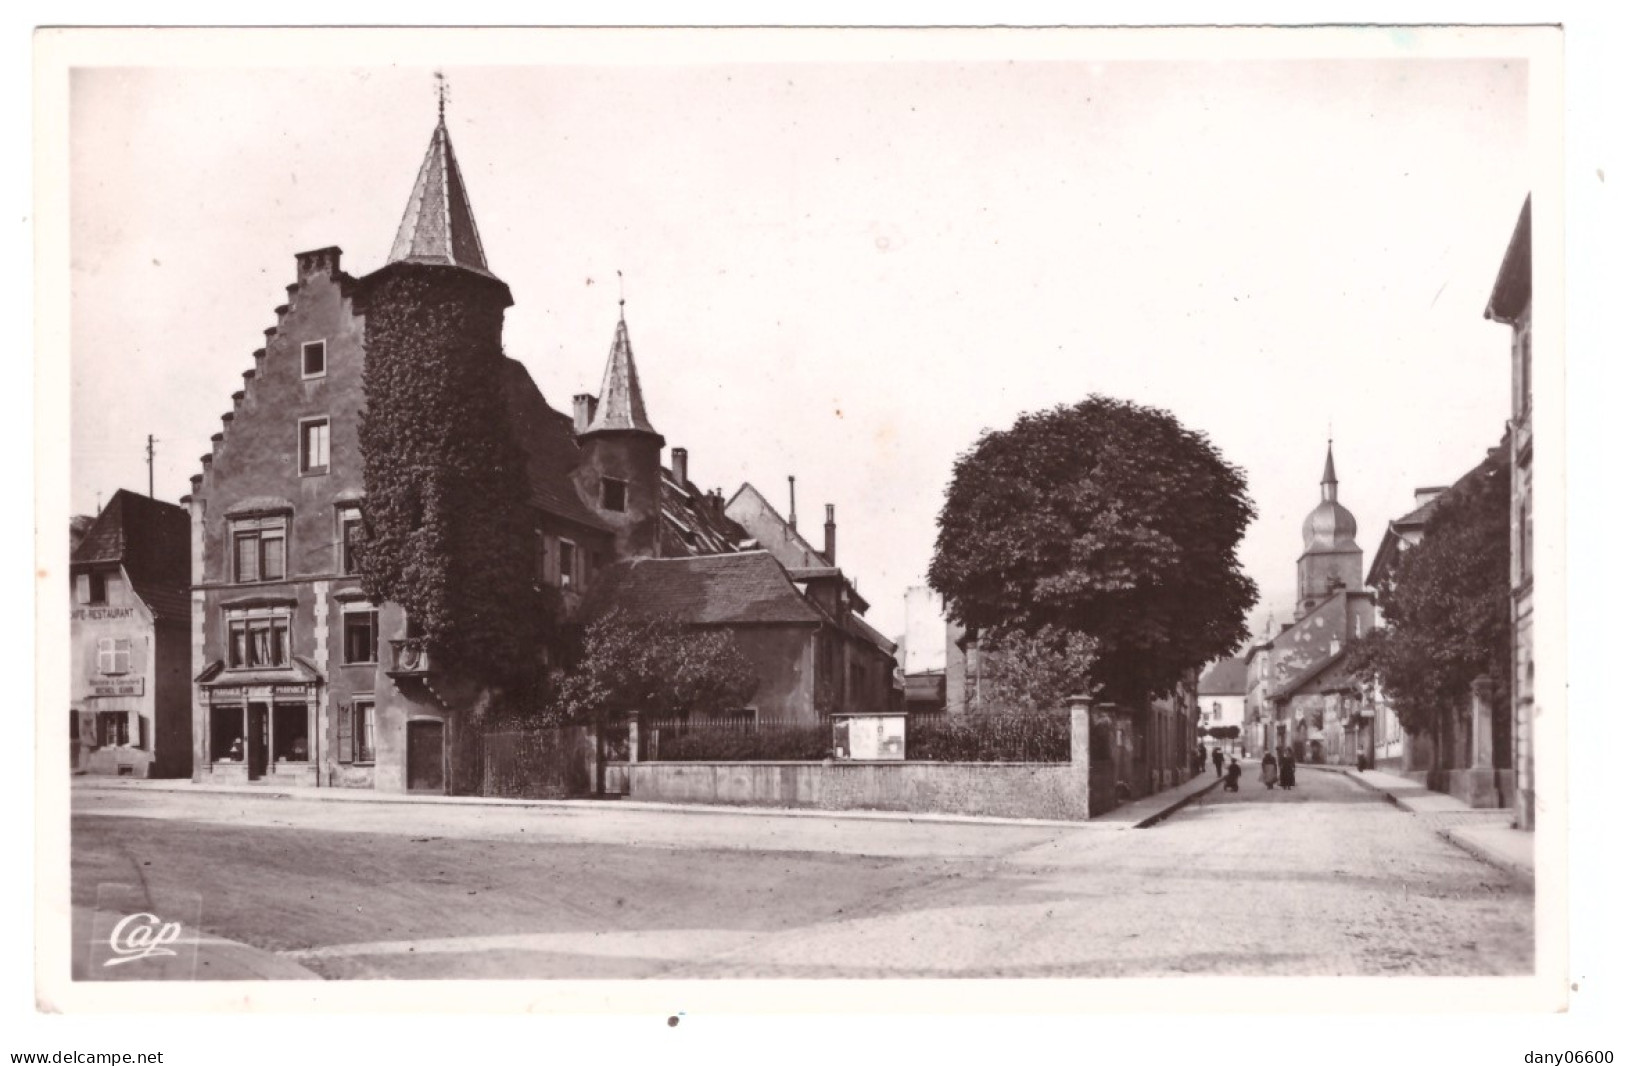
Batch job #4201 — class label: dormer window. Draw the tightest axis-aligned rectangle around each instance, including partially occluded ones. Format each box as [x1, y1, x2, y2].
[602, 478, 627, 513]
[302, 340, 327, 379]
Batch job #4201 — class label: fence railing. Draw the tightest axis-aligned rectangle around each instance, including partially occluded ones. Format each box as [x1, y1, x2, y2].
[635, 711, 1071, 764]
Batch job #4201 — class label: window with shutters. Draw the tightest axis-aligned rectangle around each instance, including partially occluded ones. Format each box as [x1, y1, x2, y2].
[96, 637, 131, 675]
[558, 539, 577, 589]
[355, 701, 375, 763]
[96, 711, 129, 747]
[337, 700, 375, 764]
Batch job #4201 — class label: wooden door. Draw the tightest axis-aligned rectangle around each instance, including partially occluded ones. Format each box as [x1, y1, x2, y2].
[248, 706, 269, 779]
[407, 720, 445, 792]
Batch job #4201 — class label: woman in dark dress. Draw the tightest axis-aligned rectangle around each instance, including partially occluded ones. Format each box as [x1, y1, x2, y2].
[1279, 748, 1297, 790]
[1260, 750, 1278, 789]
[1223, 759, 1242, 792]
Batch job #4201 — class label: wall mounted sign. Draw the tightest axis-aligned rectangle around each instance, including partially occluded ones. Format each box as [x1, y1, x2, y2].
[89, 678, 144, 697]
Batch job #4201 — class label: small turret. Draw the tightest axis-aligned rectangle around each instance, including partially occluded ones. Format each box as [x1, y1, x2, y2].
[576, 303, 665, 558]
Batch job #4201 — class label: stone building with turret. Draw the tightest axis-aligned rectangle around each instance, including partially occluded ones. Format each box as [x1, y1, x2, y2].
[184, 104, 895, 793]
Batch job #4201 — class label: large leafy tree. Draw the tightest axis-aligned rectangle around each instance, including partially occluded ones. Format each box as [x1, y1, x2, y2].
[1345, 442, 1510, 753]
[929, 396, 1257, 703]
[974, 625, 1099, 715]
[553, 611, 760, 723]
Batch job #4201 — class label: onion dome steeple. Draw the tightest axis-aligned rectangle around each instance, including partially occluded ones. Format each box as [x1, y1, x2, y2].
[387, 76, 495, 280]
[1302, 440, 1359, 553]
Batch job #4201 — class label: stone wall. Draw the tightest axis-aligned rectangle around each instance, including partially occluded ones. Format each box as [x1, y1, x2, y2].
[626, 703, 1094, 820]
[627, 760, 1090, 821]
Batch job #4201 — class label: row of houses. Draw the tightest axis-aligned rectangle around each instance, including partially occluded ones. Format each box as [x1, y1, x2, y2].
[1199, 195, 1535, 827]
[69, 108, 899, 792]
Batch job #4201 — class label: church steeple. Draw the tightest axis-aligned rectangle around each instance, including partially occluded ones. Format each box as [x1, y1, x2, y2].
[387, 82, 493, 278]
[1321, 440, 1339, 502]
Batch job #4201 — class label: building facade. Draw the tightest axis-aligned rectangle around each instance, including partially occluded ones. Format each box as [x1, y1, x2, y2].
[1485, 194, 1534, 829]
[1197, 656, 1248, 755]
[185, 108, 896, 792]
[70, 490, 192, 778]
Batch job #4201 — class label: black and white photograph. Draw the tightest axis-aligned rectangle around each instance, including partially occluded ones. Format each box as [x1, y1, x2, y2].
[24, 17, 1606, 1055]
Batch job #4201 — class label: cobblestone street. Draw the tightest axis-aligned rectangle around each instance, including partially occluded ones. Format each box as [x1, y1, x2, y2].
[71, 767, 1532, 979]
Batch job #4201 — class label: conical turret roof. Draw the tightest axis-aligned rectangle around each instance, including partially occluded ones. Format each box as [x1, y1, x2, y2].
[388, 116, 493, 277]
[583, 313, 660, 437]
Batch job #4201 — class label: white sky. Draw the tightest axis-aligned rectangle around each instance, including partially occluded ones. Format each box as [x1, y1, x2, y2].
[69, 47, 1531, 643]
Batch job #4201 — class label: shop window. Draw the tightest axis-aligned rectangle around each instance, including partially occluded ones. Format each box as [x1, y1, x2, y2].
[232, 520, 286, 583]
[300, 417, 330, 476]
[210, 706, 243, 762]
[340, 510, 363, 575]
[602, 477, 627, 513]
[96, 637, 131, 675]
[97, 711, 129, 748]
[273, 704, 309, 762]
[302, 340, 327, 379]
[343, 609, 379, 665]
[227, 612, 291, 669]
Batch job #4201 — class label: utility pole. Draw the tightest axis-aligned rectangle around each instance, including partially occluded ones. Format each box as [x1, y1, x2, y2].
[146, 434, 155, 498]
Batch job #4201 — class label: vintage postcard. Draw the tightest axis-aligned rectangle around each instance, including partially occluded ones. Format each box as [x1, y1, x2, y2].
[32, 24, 1568, 1035]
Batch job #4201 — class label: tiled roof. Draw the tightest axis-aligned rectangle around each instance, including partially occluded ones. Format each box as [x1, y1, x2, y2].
[659, 471, 749, 557]
[845, 610, 898, 656]
[388, 118, 492, 277]
[582, 317, 659, 437]
[584, 551, 823, 626]
[72, 490, 190, 622]
[500, 359, 611, 533]
[1198, 656, 1249, 696]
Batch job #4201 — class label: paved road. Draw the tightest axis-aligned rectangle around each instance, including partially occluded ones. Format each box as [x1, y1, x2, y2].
[70, 767, 1532, 978]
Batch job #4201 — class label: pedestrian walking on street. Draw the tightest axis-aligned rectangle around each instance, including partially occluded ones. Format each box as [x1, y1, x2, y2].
[1212, 746, 1225, 776]
[1223, 758, 1242, 792]
[1261, 750, 1278, 789]
[1193, 746, 1206, 776]
[1279, 748, 1297, 790]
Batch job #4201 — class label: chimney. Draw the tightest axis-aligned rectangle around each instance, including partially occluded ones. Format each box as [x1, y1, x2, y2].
[787, 476, 797, 531]
[671, 447, 689, 488]
[824, 504, 837, 565]
[572, 393, 598, 435]
[1413, 485, 1448, 508]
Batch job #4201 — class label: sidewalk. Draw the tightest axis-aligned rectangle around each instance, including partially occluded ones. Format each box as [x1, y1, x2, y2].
[1090, 766, 1225, 828]
[74, 770, 1215, 832]
[1305, 763, 1533, 884]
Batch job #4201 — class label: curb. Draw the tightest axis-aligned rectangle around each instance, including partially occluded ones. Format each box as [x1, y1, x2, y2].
[1312, 767, 1535, 885]
[1133, 777, 1224, 828]
[1442, 827, 1535, 889]
[72, 778, 1109, 832]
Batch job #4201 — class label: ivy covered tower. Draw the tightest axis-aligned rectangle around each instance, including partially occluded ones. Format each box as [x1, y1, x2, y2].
[355, 97, 537, 687]
[574, 305, 666, 558]
[1296, 440, 1364, 619]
